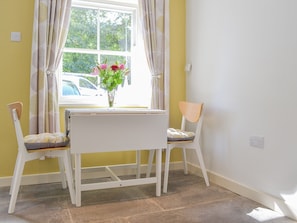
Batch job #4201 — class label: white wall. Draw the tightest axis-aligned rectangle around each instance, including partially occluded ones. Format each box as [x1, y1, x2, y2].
[186, 0, 297, 216]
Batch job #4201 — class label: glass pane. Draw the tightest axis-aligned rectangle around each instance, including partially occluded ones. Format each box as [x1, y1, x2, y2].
[63, 53, 97, 74]
[99, 10, 132, 52]
[66, 7, 98, 49]
[62, 80, 81, 96]
[62, 75, 102, 97]
[100, 55, 129, 65]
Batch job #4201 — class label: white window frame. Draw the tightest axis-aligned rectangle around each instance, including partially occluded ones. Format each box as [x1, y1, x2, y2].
[59, 0, 151, 107]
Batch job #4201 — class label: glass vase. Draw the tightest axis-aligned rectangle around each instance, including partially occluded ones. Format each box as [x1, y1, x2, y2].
[107, 89, 116, 107]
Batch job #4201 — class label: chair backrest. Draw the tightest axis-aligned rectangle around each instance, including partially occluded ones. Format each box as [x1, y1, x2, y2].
[179, 101, 203, 128]
[7, 102, 26, 151]
[179, 101, 204, 141]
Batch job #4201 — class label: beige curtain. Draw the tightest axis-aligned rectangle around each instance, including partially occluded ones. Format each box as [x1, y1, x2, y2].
[29, 0, 72, 134]
[138, 0, 170, 110]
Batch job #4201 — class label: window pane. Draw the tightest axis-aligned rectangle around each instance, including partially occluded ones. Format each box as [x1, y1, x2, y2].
[100, 55, 130, 65]
[62, 80, 81, 96]
[66, 7, 98, 49]
[60, 1, 150, 107]
[62, 75, 102, 97]
[63, 53, 97, 73]
[99, 10, 131, 52]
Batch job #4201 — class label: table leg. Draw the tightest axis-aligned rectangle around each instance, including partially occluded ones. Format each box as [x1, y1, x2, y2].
[75, 153, 81, 207]
[156, 148, 162, 196]
[136, 150, 141, 179]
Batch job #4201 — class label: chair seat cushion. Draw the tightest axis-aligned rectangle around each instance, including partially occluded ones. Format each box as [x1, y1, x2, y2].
[167, 128, 195, 141]
[24, 132, 69, 150]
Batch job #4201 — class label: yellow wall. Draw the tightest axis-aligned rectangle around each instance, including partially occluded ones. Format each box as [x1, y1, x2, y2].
[0, 0, 186, 177]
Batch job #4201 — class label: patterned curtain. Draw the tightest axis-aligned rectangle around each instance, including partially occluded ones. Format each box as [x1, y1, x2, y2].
[29, 0, 72, 134]
[138, 0, 170, 110]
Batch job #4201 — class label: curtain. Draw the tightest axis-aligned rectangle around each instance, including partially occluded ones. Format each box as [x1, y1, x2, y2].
[138, 0, 170, 110]
[29, 0, 72, 134]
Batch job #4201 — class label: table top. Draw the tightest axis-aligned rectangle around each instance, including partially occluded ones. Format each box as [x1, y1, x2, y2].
[66, 108, 167, 116]
[67, 108, 168, 153]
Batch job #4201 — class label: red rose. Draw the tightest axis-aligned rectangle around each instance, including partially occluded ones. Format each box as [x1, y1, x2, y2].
[111, 65, 119, 71]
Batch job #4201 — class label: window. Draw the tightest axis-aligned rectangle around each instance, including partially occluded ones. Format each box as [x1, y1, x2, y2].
[59, 0, 151, 107]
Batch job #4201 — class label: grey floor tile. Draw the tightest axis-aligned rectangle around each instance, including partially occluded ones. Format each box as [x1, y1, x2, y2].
[0, 170, 295, 223]
[69, 199, 161, 223]
[127, 196, 295, 223]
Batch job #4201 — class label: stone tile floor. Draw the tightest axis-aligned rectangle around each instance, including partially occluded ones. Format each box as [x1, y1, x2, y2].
[0, 170, 296, 223]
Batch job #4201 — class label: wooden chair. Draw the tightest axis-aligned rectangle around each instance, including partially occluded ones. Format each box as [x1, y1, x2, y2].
[7, 102, 75, 213]
[147, 101, 209, 193]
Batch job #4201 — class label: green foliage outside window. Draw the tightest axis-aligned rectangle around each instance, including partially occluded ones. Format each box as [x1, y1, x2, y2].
[99, 10, 131, 52]
[63, 6, 132, 75]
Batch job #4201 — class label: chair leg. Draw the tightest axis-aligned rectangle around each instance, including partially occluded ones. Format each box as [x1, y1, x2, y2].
[58, 157, 67, 189]
[146, 150, 155, 178]
[195, 144, 210, 186]
[163, 147, 171, 193]
[9, 152, 22, 195]
[63, 150, 76, 205]
[8, 155, 25, 214]
[182, 148, 188, 174]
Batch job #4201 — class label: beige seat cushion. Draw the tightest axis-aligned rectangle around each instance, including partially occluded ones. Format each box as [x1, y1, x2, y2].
[24, 132, 69, 150]
[167, 128, 195, 141]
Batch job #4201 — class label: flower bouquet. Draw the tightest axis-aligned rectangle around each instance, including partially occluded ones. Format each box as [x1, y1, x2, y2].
[92, 60, 129, 107]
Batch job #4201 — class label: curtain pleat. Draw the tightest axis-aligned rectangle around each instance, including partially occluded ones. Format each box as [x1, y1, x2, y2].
[138, 0, 170, 110]
[29, 0, 72, 134]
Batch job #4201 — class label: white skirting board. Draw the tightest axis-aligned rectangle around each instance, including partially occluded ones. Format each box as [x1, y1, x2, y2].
[0, 162, 296, 221]
[186, 162, 297, 221]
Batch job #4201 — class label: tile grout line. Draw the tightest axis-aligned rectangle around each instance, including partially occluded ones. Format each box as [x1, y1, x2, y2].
[67, 208, 74, 223]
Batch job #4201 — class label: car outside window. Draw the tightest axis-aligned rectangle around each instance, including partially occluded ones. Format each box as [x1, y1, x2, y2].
[62, 80, 81, 96]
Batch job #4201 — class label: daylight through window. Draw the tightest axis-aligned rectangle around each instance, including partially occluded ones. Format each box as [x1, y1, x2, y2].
[59, 0, 151, 107]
